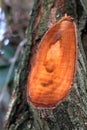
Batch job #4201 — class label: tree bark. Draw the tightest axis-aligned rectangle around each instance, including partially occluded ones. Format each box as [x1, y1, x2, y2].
[4, 0, 87, 130]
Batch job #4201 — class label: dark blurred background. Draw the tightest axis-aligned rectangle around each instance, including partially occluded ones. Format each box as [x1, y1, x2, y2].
[0, 0, 34, 129]
[0, 0, 87, 129]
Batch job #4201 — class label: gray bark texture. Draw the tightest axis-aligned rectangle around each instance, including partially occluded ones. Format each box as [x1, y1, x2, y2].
[4, 0, 87, 130]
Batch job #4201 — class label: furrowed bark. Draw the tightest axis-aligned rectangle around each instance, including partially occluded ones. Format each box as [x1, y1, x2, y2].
[4, 0, 87, 130]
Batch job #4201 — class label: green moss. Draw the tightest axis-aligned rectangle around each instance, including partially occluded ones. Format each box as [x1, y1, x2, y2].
[38, 0, 53, 38]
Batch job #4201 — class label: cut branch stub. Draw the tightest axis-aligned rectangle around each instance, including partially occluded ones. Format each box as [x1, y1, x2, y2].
[27, 14, 77, 109]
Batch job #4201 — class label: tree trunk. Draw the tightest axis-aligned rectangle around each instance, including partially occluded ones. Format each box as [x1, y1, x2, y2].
[4, 0, 87, 130]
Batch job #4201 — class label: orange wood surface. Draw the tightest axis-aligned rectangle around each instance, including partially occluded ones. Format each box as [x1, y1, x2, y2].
[27, 15, 77, 109]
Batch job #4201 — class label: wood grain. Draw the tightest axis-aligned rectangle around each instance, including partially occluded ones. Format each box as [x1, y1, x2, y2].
[27, 14, 77, 109]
